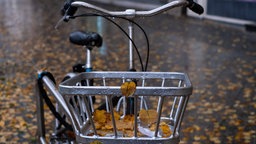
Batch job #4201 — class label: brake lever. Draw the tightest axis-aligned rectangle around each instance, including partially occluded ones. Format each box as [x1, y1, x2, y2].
[55, 0, 78, 29]
[62, 0, 78, 19]
[55, 16, 66, 30]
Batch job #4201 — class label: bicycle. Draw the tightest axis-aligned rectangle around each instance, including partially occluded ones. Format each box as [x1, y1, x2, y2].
[35, 0, 203, 143]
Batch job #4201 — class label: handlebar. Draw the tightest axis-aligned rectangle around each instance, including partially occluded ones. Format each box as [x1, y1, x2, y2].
[70, 0, 203, 17]
[61, 0, 203, 23]
[71, 0, 188, 17]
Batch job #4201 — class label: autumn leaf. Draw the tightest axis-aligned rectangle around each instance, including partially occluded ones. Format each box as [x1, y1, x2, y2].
[139, 109, 158, 125]
[93, 110, 107, 124]
[120, 81, 136, 97]
[89, 140, 102, 144]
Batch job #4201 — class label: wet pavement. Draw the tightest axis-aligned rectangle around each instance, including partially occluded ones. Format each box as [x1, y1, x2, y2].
[0, 0, 256, 143]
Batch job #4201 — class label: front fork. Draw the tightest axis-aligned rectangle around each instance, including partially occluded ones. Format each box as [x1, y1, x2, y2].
[35, 79, 46, 144]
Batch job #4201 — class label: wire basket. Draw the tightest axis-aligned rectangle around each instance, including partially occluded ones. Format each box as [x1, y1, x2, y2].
[59, 71, 192, 144]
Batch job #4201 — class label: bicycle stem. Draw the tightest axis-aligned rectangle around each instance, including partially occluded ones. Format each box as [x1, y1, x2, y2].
[85, 46, 92, 72]
[128, 21, 135, 71]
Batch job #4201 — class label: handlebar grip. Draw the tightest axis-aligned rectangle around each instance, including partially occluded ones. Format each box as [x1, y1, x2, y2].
[61, 0, 77, 22]
[187, 1, 204, 15]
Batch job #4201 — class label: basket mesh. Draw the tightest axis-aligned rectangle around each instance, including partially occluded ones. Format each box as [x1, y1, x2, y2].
[59, 71, 192, 144]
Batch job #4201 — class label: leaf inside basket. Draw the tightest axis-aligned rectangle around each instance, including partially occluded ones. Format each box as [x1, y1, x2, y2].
[120, 81, 136, 97]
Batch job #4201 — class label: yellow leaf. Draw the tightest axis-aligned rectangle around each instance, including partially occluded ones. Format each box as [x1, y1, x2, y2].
[93, 110, 107, 124]
[0, 121, 5, 127]
[90, 140, 102, 144]
[139, 109, 158, 125]
[160, 122, 172, 137]
[120, 81, 136, 97]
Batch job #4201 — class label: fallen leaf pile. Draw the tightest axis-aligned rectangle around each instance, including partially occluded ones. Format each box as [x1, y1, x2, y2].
[139, 109, 158, 125]
[92, 110, 135, 137]
[149, 122, 172, 137]
[91, 109, 172, 138]
[139, 109, 172, 137]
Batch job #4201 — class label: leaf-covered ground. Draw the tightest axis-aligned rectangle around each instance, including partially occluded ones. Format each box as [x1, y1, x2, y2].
[0, 0, 255, 143]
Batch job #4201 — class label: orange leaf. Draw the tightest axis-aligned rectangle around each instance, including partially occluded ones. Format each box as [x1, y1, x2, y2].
[120, 81, 136, 97]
